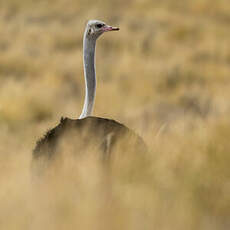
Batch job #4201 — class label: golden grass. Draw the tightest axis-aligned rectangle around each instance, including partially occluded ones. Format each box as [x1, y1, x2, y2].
[0, 0, 230, 229]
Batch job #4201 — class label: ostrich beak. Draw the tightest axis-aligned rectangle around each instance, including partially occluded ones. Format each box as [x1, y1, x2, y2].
[103, 25, 119, 32]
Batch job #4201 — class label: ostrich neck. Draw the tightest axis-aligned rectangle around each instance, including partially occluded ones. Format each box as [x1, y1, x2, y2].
[79, 33, 97, 119]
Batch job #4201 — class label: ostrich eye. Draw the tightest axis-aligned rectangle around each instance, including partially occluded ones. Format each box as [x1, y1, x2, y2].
[96, 24, 103, 28]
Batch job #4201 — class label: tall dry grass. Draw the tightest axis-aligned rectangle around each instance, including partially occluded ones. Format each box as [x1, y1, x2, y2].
[0, 0, 230, 229]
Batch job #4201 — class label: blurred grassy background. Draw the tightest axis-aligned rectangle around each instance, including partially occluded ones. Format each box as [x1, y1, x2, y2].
[0, 0, 230, 229]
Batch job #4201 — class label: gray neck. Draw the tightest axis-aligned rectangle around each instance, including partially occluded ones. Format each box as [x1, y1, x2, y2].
[79, 31, 97, 119]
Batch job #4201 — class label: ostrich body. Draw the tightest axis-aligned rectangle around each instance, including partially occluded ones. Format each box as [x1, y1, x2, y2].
[33, 20, 146, 167]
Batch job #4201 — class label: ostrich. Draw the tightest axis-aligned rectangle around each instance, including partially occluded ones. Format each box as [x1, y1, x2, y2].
[33, 20, 147, 169]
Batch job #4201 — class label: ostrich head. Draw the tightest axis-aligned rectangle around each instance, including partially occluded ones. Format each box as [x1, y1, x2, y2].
[85, 20, 119, 40]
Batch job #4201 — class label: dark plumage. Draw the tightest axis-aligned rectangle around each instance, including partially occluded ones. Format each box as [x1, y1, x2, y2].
[34, 116, 146, 158]
[33, 117, 147, 173]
